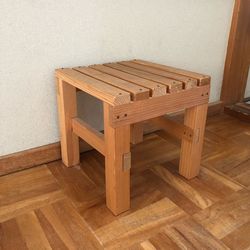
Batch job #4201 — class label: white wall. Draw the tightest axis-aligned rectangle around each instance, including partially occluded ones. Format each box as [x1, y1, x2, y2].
[244, 66, 250, 98]
[0, 0, 234, 156]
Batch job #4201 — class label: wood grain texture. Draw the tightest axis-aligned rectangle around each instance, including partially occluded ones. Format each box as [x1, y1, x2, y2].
[105, 62, 183, 93]
[104, 103, 131, 215]
[0, 114, 250, 249]
[95, 198, 186, 249]
[193, 189, 250, 239]
[72, 118, 105, 155]
[110, 84, 209, 127]
[159, 218, 229, 249]
[90, 64, 167, 97]
[119, 61, 198, 88]
[56, 78, 80, 167]
[56, 68, 131, 105]
[133, 59, 210, 86]
[74, 66, 150, 101]
[0, 102, 222, 177]
[221, 0, 250, 104]
[151, 116, 194, 141]
[0, 142, 61, 176]
[0, 166, 65, 223]
[179, 103, 208, 179]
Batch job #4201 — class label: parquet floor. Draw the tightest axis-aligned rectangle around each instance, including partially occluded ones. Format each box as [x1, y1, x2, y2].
[1, 114, 250, 249]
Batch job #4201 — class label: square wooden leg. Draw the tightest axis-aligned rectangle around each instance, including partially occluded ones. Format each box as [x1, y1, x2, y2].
[179, 103, 208, 179]
[56, 78, 79, 167]
[131, 123, 144, 144]
[103, 103, 131, 215]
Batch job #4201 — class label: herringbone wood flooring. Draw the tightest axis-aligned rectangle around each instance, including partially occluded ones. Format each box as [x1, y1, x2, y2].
[1, 114, 250, 249]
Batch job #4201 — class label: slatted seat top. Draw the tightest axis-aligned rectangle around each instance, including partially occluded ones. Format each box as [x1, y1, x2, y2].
[55, 59, 210, 106]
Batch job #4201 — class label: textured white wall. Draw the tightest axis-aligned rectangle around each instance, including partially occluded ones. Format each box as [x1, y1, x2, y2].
[0, 0, 234, 156]
[245, 66, 250, 98]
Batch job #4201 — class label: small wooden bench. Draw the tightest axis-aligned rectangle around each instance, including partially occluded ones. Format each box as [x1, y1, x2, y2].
[55, 59, 210, 215]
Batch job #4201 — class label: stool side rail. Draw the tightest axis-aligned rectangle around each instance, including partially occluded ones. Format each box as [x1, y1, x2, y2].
[72, 118, 105, 155]
[109, 84, 210, 127]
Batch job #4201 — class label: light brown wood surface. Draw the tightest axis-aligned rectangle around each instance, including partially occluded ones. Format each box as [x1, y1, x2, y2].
[1, 114, 250, 249]
[179, 103, 208, 179]
[151, 116, 194, 141]
[56, 68, 131, 106]
[133, 59, 210, 85]
[55, 59, 210, 215]
[90, 64, 167, 97]
[119, 60, 198, 88]
[74, 66, 150, 101]
[56, 79, 80, 167]
[0, 101, 222, 176]
[103, 103, 131, 215]
[72, 118, 105, 155]
[105, 62, 183, 93]
[109, 84, 209, 127]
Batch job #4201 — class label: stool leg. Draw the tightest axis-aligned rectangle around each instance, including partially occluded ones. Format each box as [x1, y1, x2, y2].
[56, 78, 79, 167]
[103, 103, 130, 215]
[131, 123, 144, 144]
[179, 103, 208, 179]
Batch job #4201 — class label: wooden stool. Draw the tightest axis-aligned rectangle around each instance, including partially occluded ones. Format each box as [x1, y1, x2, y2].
[55, 59, 210, 215]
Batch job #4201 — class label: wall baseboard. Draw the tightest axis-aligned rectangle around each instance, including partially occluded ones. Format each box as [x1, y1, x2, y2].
[0, 141, 91, 176]
[0, 101, 223, 176]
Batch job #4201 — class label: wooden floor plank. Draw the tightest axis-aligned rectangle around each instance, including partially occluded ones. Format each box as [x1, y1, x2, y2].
[222, 220, 250, 250]
[0, 219, 28, 250]
[37, 199, 103, 250]
[16, 211, 52, 250]
[35, 207, 74, 249]
[142, 170, 202, 215]
[0, 165, 65, 223]
[0, 113, 249, 249]
[193, 189, 250, 239]
[163, 218, 229, 250]
[226, 158, 250, 188]
[147, 232, 180, 250]
[151, 164, 214, 209]
[201, 138, 250, 174]
[81, 173, 165, 231]
[48, 161, 104, 210]
[95, 198, 187, 249]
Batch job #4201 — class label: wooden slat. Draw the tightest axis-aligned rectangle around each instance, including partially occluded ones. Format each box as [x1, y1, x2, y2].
[118, 60, 198, 89]
[74, 67, 150, 101]
[151, 116, 194, 141]
[133, 59, 210, 86]
[109, 84, 210, 127]
[73, 67, 148, 145]
[90, 65, 166, 97]
[72, 118, 105, 155]
[56, 68, 131, 106]
[105, 62, 183, 93]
